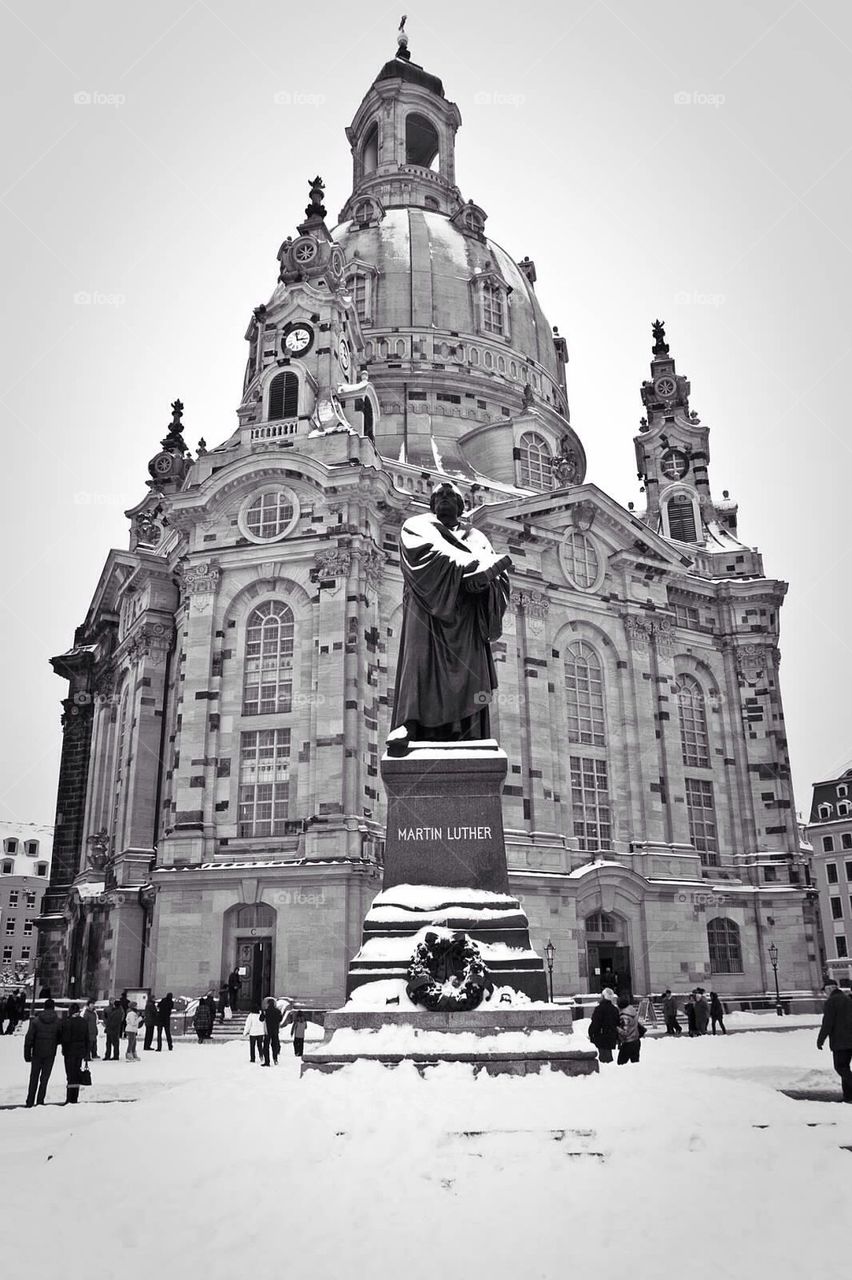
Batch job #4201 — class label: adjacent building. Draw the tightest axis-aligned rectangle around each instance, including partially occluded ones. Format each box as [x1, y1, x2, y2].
[37, 33, 821, 1007]
[806, 766, 852, 983]
[1, 822, 53, 985]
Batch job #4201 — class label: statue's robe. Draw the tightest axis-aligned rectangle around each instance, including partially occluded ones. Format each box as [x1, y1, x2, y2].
[391, 513, 510, 736]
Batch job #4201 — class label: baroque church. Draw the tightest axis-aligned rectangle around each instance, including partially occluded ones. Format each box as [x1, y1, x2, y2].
[37, 33, 820, 1008]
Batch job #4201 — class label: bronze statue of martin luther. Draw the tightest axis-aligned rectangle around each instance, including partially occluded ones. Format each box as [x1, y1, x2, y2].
[387, 482, 512, 755]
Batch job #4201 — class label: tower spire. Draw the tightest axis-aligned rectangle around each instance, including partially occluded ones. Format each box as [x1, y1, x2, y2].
[396, 14, 411, 61]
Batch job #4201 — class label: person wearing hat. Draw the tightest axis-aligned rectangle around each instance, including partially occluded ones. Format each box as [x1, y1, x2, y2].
[817, 978, 852, 1102]
[60, 1004, 90, 1104]
[23, 998, 61, 1107]
[588, 988, 620, 1063]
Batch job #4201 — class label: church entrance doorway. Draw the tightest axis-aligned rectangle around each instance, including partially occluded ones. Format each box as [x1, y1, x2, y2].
[584, 910, 633, 999]
[234, 938, 272, 1011]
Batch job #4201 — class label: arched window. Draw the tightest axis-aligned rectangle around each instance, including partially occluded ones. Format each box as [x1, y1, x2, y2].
[707, 918, 743, 974]
[268, 372, 299, 421]
[565, 642, 605, 746]
[561, 530, 600, 591]
[243, 601, 294, 715]
[518, 432, 552, 490]
[676, 675, 709, 768]
[482, 280, 505, 335]
[362, 122, 378, 174]
[228, 902, 276, 929]
[666, 492, 698, 543]
[818, 803, 833, 820]
[347, 271, 369, 324]
[405, 113, 439, 169]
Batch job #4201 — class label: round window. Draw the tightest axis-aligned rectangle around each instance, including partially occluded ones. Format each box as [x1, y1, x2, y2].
[661, 449, 689, 480]
[560, 529, 601, 591]
[240, 488, 299, 543]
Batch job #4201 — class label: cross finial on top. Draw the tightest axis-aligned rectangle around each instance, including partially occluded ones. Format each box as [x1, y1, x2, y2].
[397, 13, 411, 60]
[652, 319, 669, 357]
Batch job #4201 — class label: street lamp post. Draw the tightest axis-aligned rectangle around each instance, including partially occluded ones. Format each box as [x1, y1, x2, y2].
[544, 939, 555, 1004]
[768, 942, 783, 1016]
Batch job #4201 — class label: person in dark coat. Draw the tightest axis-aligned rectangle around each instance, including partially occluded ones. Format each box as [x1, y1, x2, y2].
[709, 992, 727, 1035]
[227, 969, 241, 1012]
[83, 999, 99, 1058]
[118, 990, 129, 1037]
[60, 1004, 90, 1104]
[156, 992, 174, 1051]
[693, 990, 710, 1036]
[24, 999, 61, 1107]
[263, 998, 283, 1065]
[142, 996, 157, 1050]
[5, 990, 23, 1035]
[103, 1000, 124, 1060]
[817, 979, 852, 1102]
[193, 996, 214, 1043]
[291, 1010, 308, 1058]
[588, 989, 621, 1063]
[684, 992, 697, 1037]
[661, 989, 682, 1036]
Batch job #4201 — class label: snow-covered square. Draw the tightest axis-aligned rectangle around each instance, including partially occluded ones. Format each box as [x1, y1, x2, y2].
[2, 1018, 849, 1280]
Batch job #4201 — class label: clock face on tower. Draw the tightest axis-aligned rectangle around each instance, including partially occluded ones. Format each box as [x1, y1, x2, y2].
[283, 323, 314, 356]
[654, 375, 677, 399]
[339, 337, 351, 374]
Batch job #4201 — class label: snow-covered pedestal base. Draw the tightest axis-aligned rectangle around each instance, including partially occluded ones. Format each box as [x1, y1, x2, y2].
[346, 884, 549, 1002]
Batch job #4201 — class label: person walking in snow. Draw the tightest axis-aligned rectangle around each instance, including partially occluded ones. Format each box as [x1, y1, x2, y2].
[83, 999, 99, 1058]
[104, 1000, 124, 1060]
[60, 1004, 90, 1104]
[291, 1009, 308, 1058]
[23, 998, 61, 1107]
[263, 998, 283, 1065]
[709, 991, 727, 1035]
[693, 990, 710, 1036]
[588, 988, 620, 1063]
[227, 968, 241, 1012]
[817, 978, 852, 1103]
[684, 991, 697, 1037]
[156, 992, 174, 1051]
[124, 1003, 140, 1060]
[616, 996, 644, 1065]
[661, 989, 682, 1036]
[193, 995, 214, 1044]
[243, 1005, 267, 1064]
[143, 995, 157, 1050]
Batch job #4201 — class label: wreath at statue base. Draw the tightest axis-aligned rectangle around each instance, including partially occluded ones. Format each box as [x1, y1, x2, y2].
[406, 928, 494, 1012]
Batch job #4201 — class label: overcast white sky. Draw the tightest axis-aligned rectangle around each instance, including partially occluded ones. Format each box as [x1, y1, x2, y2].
[1, 0, 850, 826]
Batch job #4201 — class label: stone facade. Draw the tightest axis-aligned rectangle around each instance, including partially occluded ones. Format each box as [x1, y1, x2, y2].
[806, 767, 852, 983]
[38, 40, 820, 1006]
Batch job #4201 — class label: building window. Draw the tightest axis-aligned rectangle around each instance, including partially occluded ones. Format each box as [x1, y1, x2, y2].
[481, 280, 505, 336]
[2, 947, 12, 963]
[839, 801, 852, 816]
[561, 530, 600, 592]
[405, 113, 439, 169]
[666, 492, 698, 543]
[23, 919, 33, 936]
[243, 602, 294, 715]
[25, 891, 35, 908]
[707, 918, 743, 974]
[846, 861, 852, 881]
[673, 602, 700, 629]
[565, 642, 605, 746]
[839, 784, 849, 798]
[676, 675, 709, 768]
[24, 840, 38, 856]
[20, 946, 30, 961]
[843, 834, 852, 850]
[1, 860, 12, 875]
[837, 936, 849, 959]
[238, 729, 291, 838]
[243, 490, 297, 543]
[764, 865, 777, 882]
[36, 863, 47, 877]
[3, 838, 18, 855]
[569, 756, 612, 853]
[818, 803, 832, 820]
[4, 918, 15, 935]
[686, 778, 718, 866]
[268, 371, 299, 421]
[828, 863, 839, 883]
[831, 897, 843, 920]
[347, 271, 369, 324]
[584, 911, 616, 935]
[518, 432, 551, 490]
[9, 891, 18, 908]
[824, 836, 836, 853]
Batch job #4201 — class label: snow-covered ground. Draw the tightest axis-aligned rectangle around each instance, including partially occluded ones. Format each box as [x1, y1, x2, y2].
[1, 1017, 849, 1280]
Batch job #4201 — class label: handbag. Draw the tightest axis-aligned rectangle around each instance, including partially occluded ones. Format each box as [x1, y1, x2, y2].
[79, 1064, 93, 1087]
